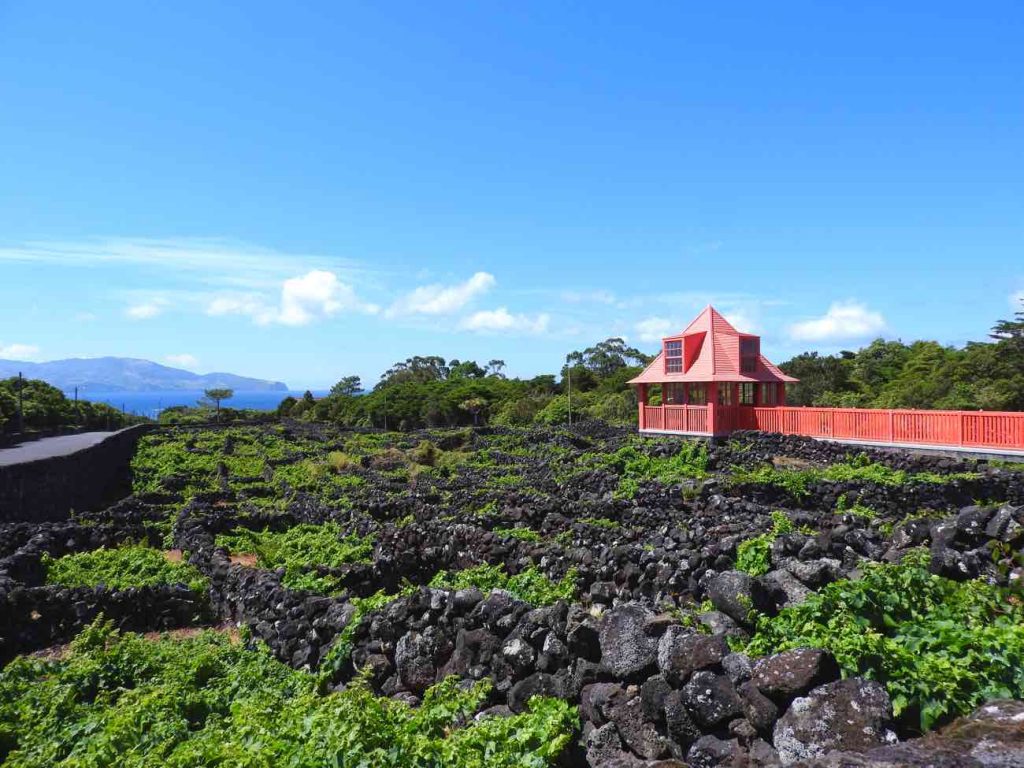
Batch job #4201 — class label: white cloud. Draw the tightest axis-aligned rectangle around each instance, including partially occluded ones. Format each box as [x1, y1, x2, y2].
[723, 311, 759, 334]
[0, 237, 367, 289]
[635, 316, 674, 343]
[459, 307, 550, 335]
[0, 343, 40, 360]
[207, 270, 378, 326]
[125, 302, 164, 320]
[387, 272, 495, 317]
[1011, 290, 1024, 310]
[74, 311, 97, 323]
[789, 301, 886, 341]
[164, 354, 199, 369]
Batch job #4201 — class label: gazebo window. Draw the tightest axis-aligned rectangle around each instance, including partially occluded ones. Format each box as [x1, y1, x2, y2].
[665, 340, 682, 373]
[760, 383, 777, 405]
[664, 383, 686, 404]
[687, 383, 707, 405]
[740, 338, 758, 373]
[718, 384, 734, 406]
[739, 382, 755, 405]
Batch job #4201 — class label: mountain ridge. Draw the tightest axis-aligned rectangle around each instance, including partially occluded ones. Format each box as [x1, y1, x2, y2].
[0, 356, 289, 392]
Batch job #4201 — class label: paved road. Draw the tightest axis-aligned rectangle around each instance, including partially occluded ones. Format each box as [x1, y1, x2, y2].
[0, 432, 118, 467]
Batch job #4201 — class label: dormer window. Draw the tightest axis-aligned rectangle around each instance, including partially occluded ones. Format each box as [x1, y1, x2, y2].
[740, 338, 758, 373]
[665, 340, 682, 373]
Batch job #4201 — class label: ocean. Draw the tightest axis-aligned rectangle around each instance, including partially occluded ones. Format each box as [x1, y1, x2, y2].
[70, 390, 329, 419]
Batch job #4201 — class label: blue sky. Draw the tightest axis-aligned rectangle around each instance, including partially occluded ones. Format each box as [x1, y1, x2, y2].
[0, 2, 1021, 389]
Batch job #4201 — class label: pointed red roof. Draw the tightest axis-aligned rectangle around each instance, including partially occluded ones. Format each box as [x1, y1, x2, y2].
[628, 305, 798, 384]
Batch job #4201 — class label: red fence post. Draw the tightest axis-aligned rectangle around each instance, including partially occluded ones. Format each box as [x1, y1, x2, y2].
[637, 384, 647, 431]
[707, 383, 718, 436]
[888, 410, 894, 443]
[958, 412, 964, 446]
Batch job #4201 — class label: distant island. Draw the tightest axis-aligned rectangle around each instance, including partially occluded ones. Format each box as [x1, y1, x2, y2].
[0, 357, 288, 393]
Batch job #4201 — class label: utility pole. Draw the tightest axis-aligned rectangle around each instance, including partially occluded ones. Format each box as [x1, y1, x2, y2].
[383, 390, 388, 431]
[15, 372, 24, 434]
[74, 386, 79, 427]
[566, 356, 572, 427]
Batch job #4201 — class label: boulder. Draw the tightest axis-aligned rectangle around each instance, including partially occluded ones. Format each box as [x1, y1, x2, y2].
[686, 734, 745, 768]
[752, 648, 840, 699]
[772, 678, 897, 764]
[599, 604, 658, 680]
[604, 688, 670, 760]
[507, 672, 563, 713]
[585, 722, 642, 767]
[394, 631, 436, 694]
[663, 688, 702, 751]
[706, 571, 771, 627]
[657, 625, 729, 685]
[681, 670, 744, 729]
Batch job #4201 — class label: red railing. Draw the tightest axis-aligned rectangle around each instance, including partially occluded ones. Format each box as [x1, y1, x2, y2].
[642, 405, 708, 433]
[639, 404, 1024, 451]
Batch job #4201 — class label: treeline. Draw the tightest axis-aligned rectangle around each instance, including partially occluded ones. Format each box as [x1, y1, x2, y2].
[0, 377, 145, 434]
[277, 339, 652, 430]
[164, 302, 1024, 430]
[781, 302, 1024, 410]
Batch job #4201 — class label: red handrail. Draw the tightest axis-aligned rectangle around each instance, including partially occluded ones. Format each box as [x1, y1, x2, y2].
[639, 404, 1024, 451]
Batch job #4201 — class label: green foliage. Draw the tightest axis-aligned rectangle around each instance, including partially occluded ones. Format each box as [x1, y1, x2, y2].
[320, 587, 417, 674]
[43, 544, 207, 595]
[0, 620, 577, 767]
[730, 456, 979, 499]
[594, 439, 709, 499]
[0, 376, 143, 433]
[429, 564, 578, 606]
[494, 526, 542, 542]
[780, 301, 1024, 410]
[734, 511, 793, 576]
[744, 549, 1024, 730]
[579, 517, 620, 529]
[215, 523, 373, 594]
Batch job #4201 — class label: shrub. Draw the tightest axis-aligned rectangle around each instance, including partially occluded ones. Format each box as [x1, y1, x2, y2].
[430, 564, 578, 606]
[744, 549, 1024, 730]
[411, 440, 441, 466]
[494, 526, 542, 543]
[598, 439, 709, 499]
[327, 451, 361, 472]
[215, 523, 373, 594]
[43, 544, 207, 595]
[0, 620, 577, 767]
[734, 511, 793, 576]
[730, 458, 979, 500]
[579, 517, 620, 530]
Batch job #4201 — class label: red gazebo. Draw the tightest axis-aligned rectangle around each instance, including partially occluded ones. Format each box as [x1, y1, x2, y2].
[629, 306, 798, 436]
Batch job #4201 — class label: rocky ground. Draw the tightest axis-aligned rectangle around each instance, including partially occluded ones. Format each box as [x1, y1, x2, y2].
[2, 422, 1024, 766]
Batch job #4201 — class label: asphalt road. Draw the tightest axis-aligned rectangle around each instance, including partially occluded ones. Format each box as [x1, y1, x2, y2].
[0, 432, 118, 467]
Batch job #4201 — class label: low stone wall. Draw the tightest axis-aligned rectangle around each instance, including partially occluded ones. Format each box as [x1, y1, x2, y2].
[0, 425, 154, 522]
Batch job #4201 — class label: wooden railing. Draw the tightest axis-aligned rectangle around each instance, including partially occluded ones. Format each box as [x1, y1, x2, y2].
[639, 404, 1024, 451]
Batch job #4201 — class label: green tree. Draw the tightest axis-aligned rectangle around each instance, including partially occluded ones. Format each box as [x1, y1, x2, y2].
[330, 376, 362, 397]
[779, 351, 855, 405]
[202, 388, 234, 422]
[459, 397, 487, 426]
